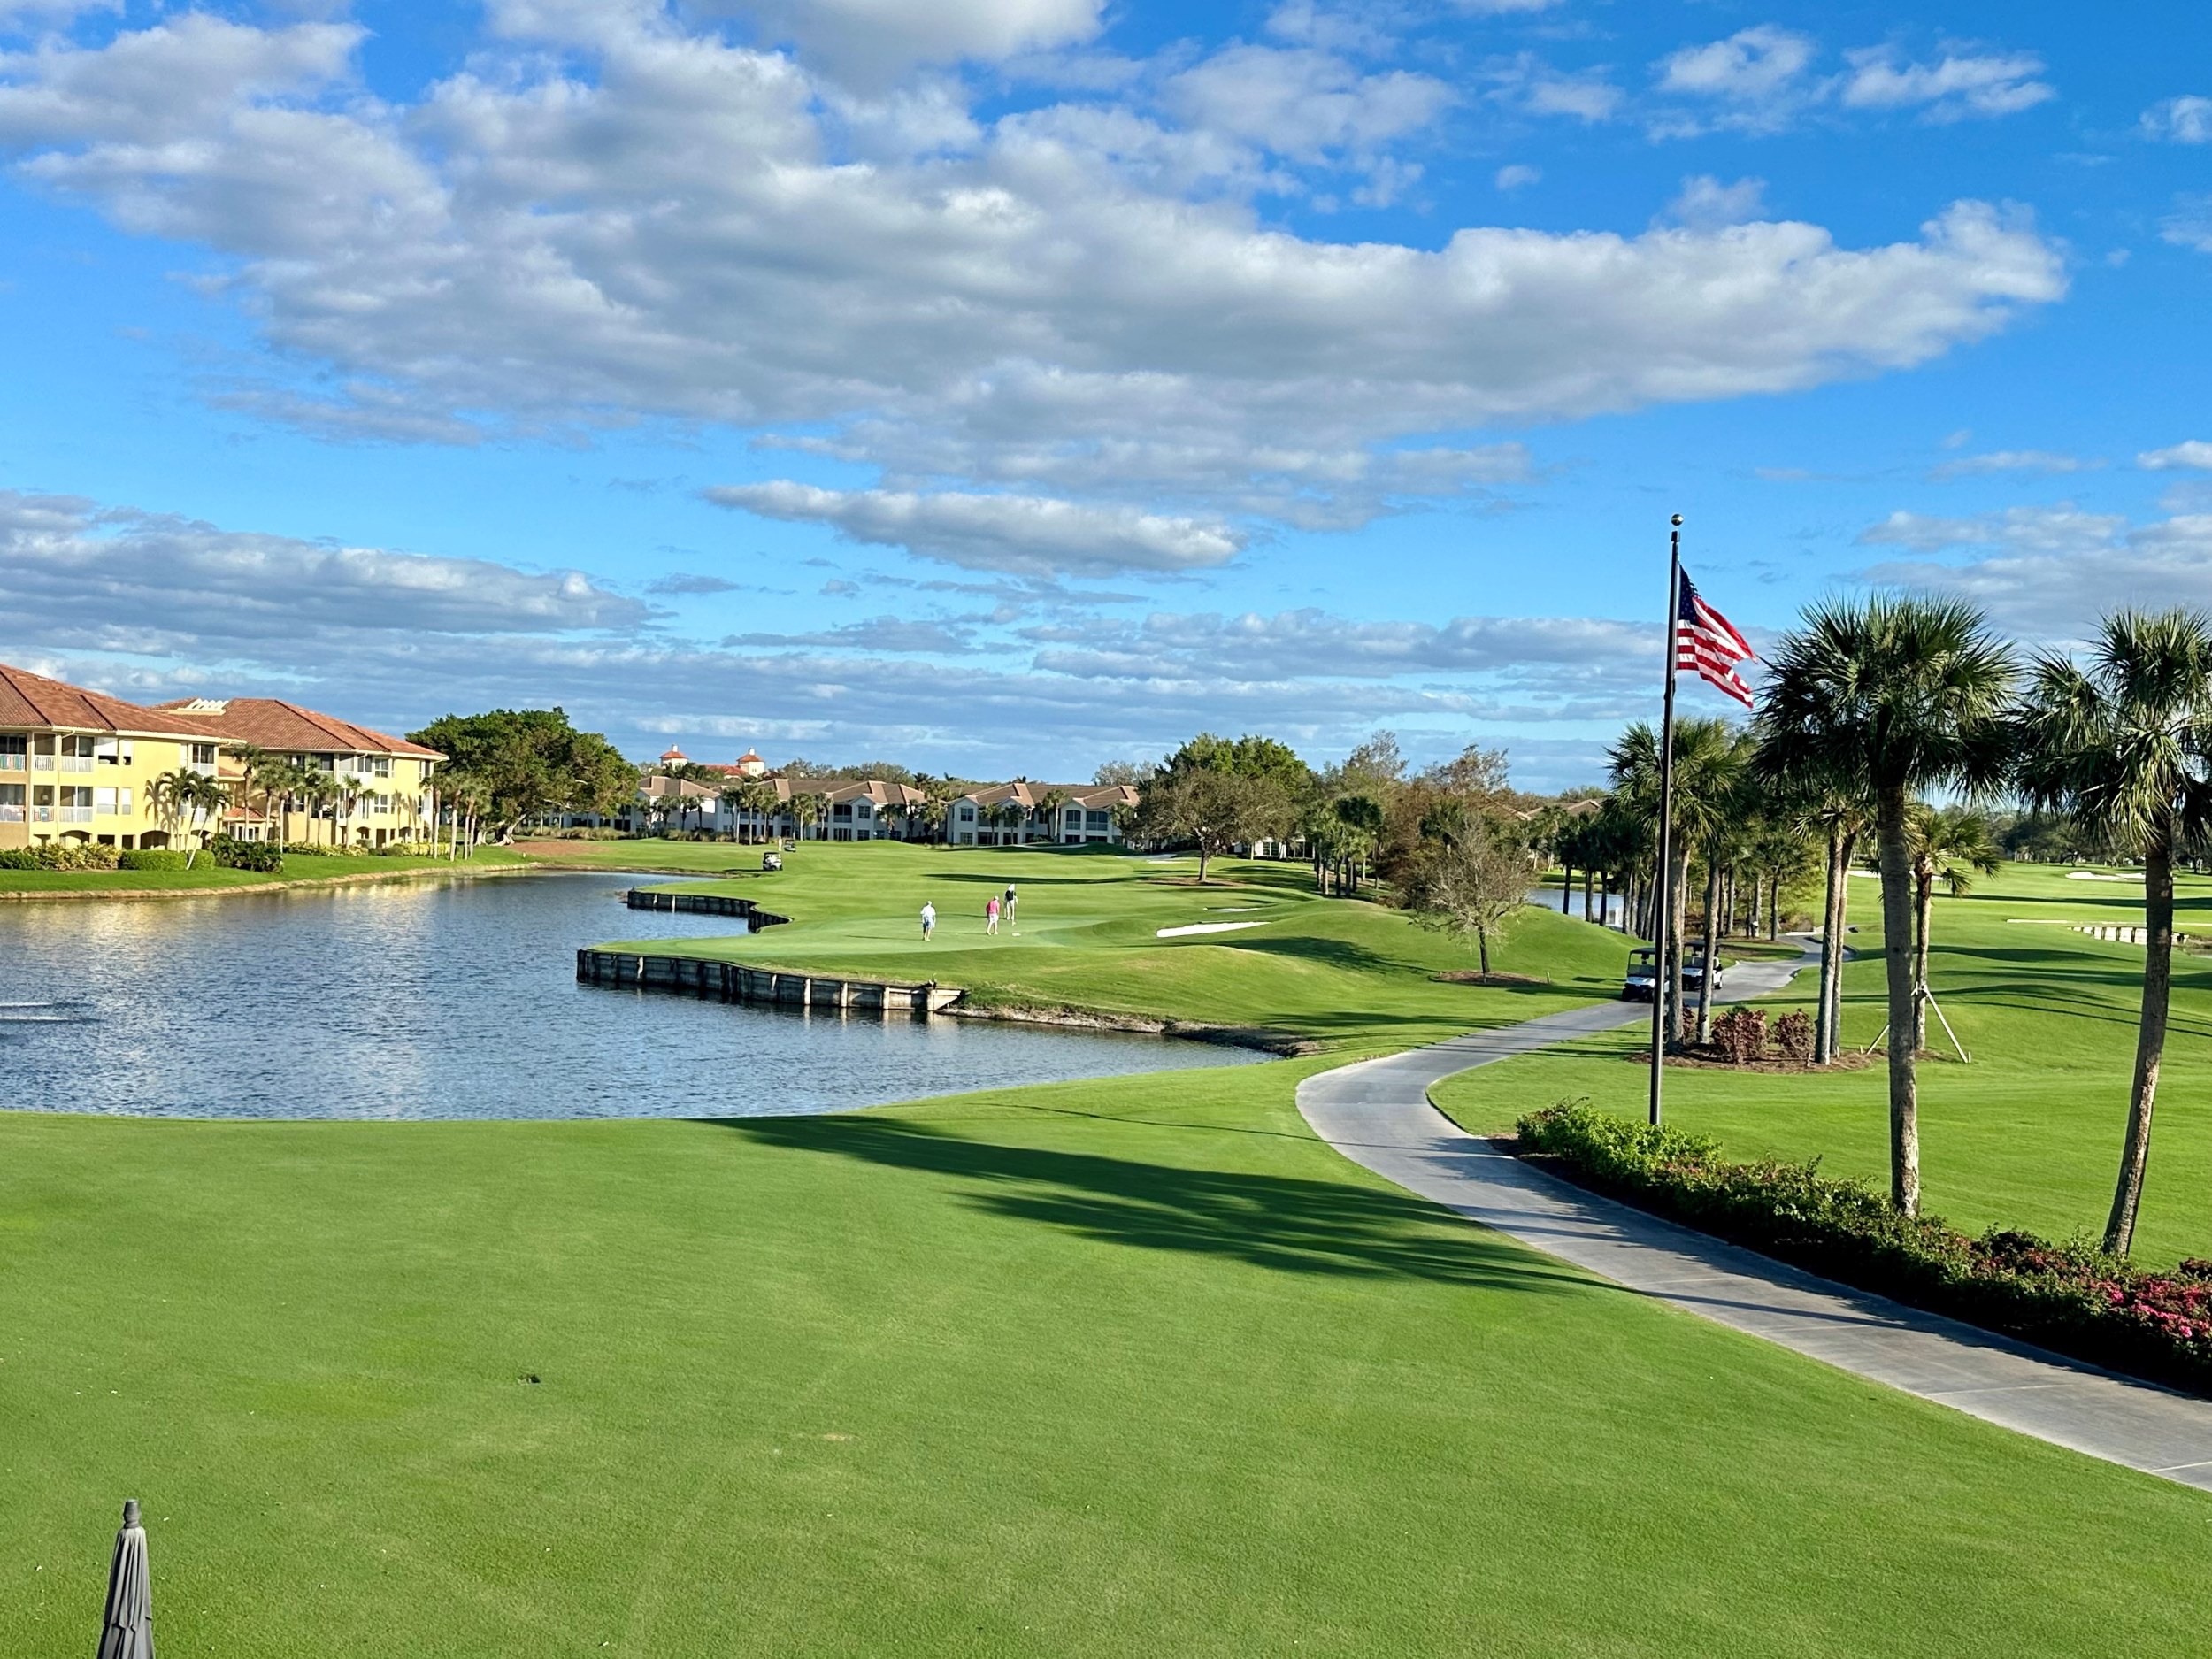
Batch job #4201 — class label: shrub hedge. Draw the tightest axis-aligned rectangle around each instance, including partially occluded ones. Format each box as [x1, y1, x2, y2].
[0, 841, 120, 871]
[211, 837, 284, 872]
[118, 849, 190, 871]
[1515, 1101, 2212, 1395]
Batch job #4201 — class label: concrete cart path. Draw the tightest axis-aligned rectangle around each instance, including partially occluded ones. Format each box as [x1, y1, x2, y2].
[1295, 944, 2212, 1491]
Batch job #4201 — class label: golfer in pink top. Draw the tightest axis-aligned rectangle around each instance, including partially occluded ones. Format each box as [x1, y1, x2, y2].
[986, 896, 1001, 935]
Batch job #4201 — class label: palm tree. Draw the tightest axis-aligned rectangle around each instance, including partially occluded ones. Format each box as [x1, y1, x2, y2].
[1767, 777, 1870, 1065]
[990, 798, 1025, 845]
[1608, 717, 1743, 1046]
[787, 788, 823, 842]
[2013, 609, 2212, 1254]
[1905, 803, 2001, 1054]
[1756, 595, 2016, 1215]
[1036, 787, 1071, 845]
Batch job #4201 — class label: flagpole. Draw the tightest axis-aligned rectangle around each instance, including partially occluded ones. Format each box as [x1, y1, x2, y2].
[1648, 514, 1683, 1127]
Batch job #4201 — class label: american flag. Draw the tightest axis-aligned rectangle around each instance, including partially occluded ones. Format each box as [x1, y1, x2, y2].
[1676, 570, 1756, 709]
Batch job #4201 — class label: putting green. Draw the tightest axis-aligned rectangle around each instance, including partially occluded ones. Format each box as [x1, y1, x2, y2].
[580, 841, 1632, 1050]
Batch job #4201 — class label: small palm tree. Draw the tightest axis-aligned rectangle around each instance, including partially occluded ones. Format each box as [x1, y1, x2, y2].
[787, 789, 823, 841]
[1756, 595, 2016, 1215]
[2014, 609, 2212, 1254]
[1036, 787, 1071, 844]
[1904, 803, 2001, 1054]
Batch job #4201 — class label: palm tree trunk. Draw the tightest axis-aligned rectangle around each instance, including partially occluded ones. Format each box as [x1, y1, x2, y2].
[1666, 848, 1691, 1046]
[1582, 866, 1593, 923]
[1875, 785, 1922, 1215]
[1696, 851, 1722, 1044]
[1478, 925, 1491, 978]
[2106, 838, 2173, 1255]
[1910, 871, 1935, 1056]
[1814, 828, 1843, 1064]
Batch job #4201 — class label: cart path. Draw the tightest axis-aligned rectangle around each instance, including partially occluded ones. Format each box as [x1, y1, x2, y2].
[1295, 942, 2212, 1491]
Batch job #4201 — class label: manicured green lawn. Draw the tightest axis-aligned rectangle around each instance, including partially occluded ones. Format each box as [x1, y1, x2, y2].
[7, 1063, 2211, 1656]
[583, 841, 1632, 1050]
[1433, 862, 2212, 1264]
[0, 849, 528, 894]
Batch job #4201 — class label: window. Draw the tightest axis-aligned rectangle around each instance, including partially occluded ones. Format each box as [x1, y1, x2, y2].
[369, 755, 391, 778]
[1087, 810, 1110, 829]
[958, 805, 975, 821]
[95, 787, 117, 815]
[0, 735, 23, 770]
[189, 743, 217, 767]
[0, 783, 22, 820]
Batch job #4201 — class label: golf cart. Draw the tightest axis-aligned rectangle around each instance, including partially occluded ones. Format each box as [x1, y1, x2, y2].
[1621, 946, 1722, 1002]
[761, 850, 783, 872]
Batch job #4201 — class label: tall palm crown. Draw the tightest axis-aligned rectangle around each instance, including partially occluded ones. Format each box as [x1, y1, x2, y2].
[1755, 595, 2016, 803]
[2013, 610, 2212, 855]
[2011, 608, 2212, 1255]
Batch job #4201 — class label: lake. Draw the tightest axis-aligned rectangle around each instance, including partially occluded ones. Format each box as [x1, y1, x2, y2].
[0, 871, 1263, 1120]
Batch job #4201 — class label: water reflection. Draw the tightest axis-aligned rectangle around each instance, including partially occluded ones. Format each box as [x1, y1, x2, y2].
[0, 872, 1260, 1121]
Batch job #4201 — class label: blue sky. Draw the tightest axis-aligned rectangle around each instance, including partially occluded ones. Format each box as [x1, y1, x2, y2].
[0, 0, 2207, 785]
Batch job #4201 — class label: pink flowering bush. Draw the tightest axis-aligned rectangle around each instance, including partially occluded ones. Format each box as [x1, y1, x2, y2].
[1516, 1102, 2212, 1394]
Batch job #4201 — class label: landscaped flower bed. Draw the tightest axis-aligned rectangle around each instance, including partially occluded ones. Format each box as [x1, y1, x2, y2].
[1514, 1101, 2212, 1396]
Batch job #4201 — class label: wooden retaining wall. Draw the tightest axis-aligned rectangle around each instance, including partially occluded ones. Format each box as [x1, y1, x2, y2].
[624, 888, 790, 926]
[577, 949, 960, 1016]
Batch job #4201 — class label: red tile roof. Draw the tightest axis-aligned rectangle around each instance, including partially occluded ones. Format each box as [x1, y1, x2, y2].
[151, 698, 443, 760]
[0, 662, 223, 739]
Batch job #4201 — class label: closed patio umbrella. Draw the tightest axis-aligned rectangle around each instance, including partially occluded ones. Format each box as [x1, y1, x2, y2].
[96, 1500, 153, 1659]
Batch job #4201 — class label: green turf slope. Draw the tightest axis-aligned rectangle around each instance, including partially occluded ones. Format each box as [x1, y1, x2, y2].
[590, 841, 1633, 1050]
[4, 1064, 2211, 1656]
[1434, 863, 2212, 1264]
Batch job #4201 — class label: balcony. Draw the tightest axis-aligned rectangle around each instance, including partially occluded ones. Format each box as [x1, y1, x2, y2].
[58, 806, 94, 824]
[0, 805, 21, 822]
[32, 755, 54, 771]
[0, 754, 23, 772]
[59, 756, 93, 772]
[31, 805, 53, 822]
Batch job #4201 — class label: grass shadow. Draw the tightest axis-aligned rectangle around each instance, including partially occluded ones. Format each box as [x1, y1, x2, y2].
[713, 1113, 1579, 1292]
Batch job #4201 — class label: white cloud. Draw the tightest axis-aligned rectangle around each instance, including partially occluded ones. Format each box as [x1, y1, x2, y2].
[0, 489, 642, 647]
[719, 0, 1103, 86]
[1855, 504, 2212, 641]
[0, 10, 2066, 540]
[703, 483, 1244, 576]
[1663, 174, 1767, 229]
[1839, 47, 2054, 122]
[1488, 54, 1623, 123]
[1163, 44, 1450, 164]
[1024, 606, 1655, 691]
[1927, 449, 2093, 480]
[2139, 95, 2212, 143]
[1656, 26, 1816, 104]
[1651, 30, 2051, 134]
[2139, 441, 2212, 471]
[2161, 194, 2212, 253]
[1494, 163, 1539, 192]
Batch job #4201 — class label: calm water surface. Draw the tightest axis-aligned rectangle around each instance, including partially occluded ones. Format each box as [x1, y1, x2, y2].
[0, 871, 1261, 1120]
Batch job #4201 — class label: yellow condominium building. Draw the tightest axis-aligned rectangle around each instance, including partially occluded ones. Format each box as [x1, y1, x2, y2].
[0, 662, 227, 852]
[153, 698, 444, 849]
